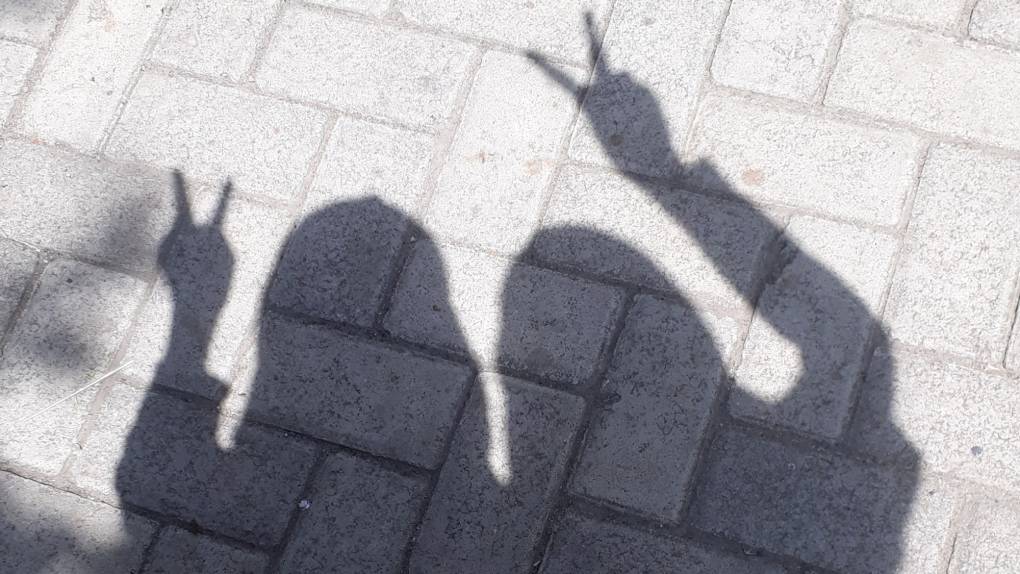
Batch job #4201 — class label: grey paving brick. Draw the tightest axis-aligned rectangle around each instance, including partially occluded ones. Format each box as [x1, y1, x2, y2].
[279, 452, 428, 573]
[0, 260, 144, 476]
[971, 0, 1020, 50]
[571, 295, 743, 520]
[949, 496, 1020, 574]
[712, 0, 842, 101]
[146, 527, 267, 574]
[269, 120, 433, 326]
[392, 0, 610, 63]
[540, 513, 786, 574]
[19, 0, 167, 152]
[69, 383, 317, 546]
[691, 426, 957, 574]
[0, 40, 35, 122]
[849, 352, 1020, 494]
[684, 93, 920, 225]
[568, 0, 728, 177]
[827, 20, 1020, 149]
[425, 51, 582, 253]
[257, 6, 473, 131]
[385, 242, 623, 385]
[152, 0, 278, 81]
[885, 145, 1020, 360]
[854, 0, 967, 32]
[0, 0, 66, 43]
[537, 165, 776, 311]
[410, 374, 584, 574]
[107, 72, 326, 200]
[226, 312, 472, 468]
[730, 216, 897, 439]
[0, 238, 36, 334]
[0, 470, 155, 574]
[0, 139, 178, 271]
[122, 193, 292, 389]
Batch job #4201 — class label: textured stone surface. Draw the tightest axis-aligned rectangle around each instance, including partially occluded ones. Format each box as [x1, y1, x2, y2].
[309, 0, 389, 15]
[827, 20, 1020, 149]
[279, 453, 428, 573]
[885, 145, 1020, 360]
[257, 6, 473, 130]
[0, 238, 36, 333]
[571, 295, 743, 520]
[0, 139, 177, 272]
[0, 40, 35, 121]
[385, 242, 623, 384]
[425, 51, 582, 253]
[410, 374, 584, 573]
[949, 496, 1020, 574]
[19, 0, 167, 151]
[0, 260, 144, 476]
[392, 0, 611, 62]
[730, 217, 897, 438]
[228, 313, 472, 468]
[569, 0, 729, 177]
[850, 353, 1020, 494]
[146, 527, 267, 574]
[541, 513, 786, 574]
[0, 0, 66, 43]
[971, 0, 1020, 49]
[712, 0, 841, 101]
[152, 0, 278, 81]
[685, 93, 920, 225]
[107, 72, 326, 200]
[692, 427, 957, 574]
[69, 383, 317, 546]
[0, 470, 155, 574]
[538, 165, 776, 311]
[854, 0, 967, 32]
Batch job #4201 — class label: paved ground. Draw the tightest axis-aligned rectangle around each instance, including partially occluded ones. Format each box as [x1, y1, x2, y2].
[2, 0, 1020, 572]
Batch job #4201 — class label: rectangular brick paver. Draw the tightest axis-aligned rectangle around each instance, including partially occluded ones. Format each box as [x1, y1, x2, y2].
[827, 20, 1020, 149]
[970, 0, 1020, 50]
[145, 527, 268, 574]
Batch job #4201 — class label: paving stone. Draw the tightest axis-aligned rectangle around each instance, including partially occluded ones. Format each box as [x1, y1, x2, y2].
[854, 0, 967, 32]
[730, 216, 897, 439]
[122, 193, 292, 390]
[0, 139, 176, 271]
[19, 0, 167, 152]
[684, 93, 920, 225]
[152, 0, 278, 81]
[970, 0, 1020, 50]
[571, 295, 743, 520]
[691, 426, 957, 574]
[393, 0, 610, 63]
[257, 6, 473, 131]
[107, 72, 326, 200]
[540, 513, 786, 574]
[885, 144, 1020, 360]
[425, 51, 582, 253]
[827, 20, 1020, 149]
[0, 470, 155, 574]
[279, 452, 428, 573]
[269, 120, 433, 325]
[849, 352, 1020, 494]
[227, 312, 472, 468]
[0, 0, 66, 43]
[146, 527, 267, 574]
[568, 0, 729, 177]
[949, 496, 1020, 574]
[0, 238, 36, 334]
[711, 0, 842, 101]
[0, 40, 35, 121]
[537, 164, 776, 311]
[410, 374, 584, 574]
[385, 242, 623, 385]
[0, 260, 144, 476]
[70, 383, 317, 546]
